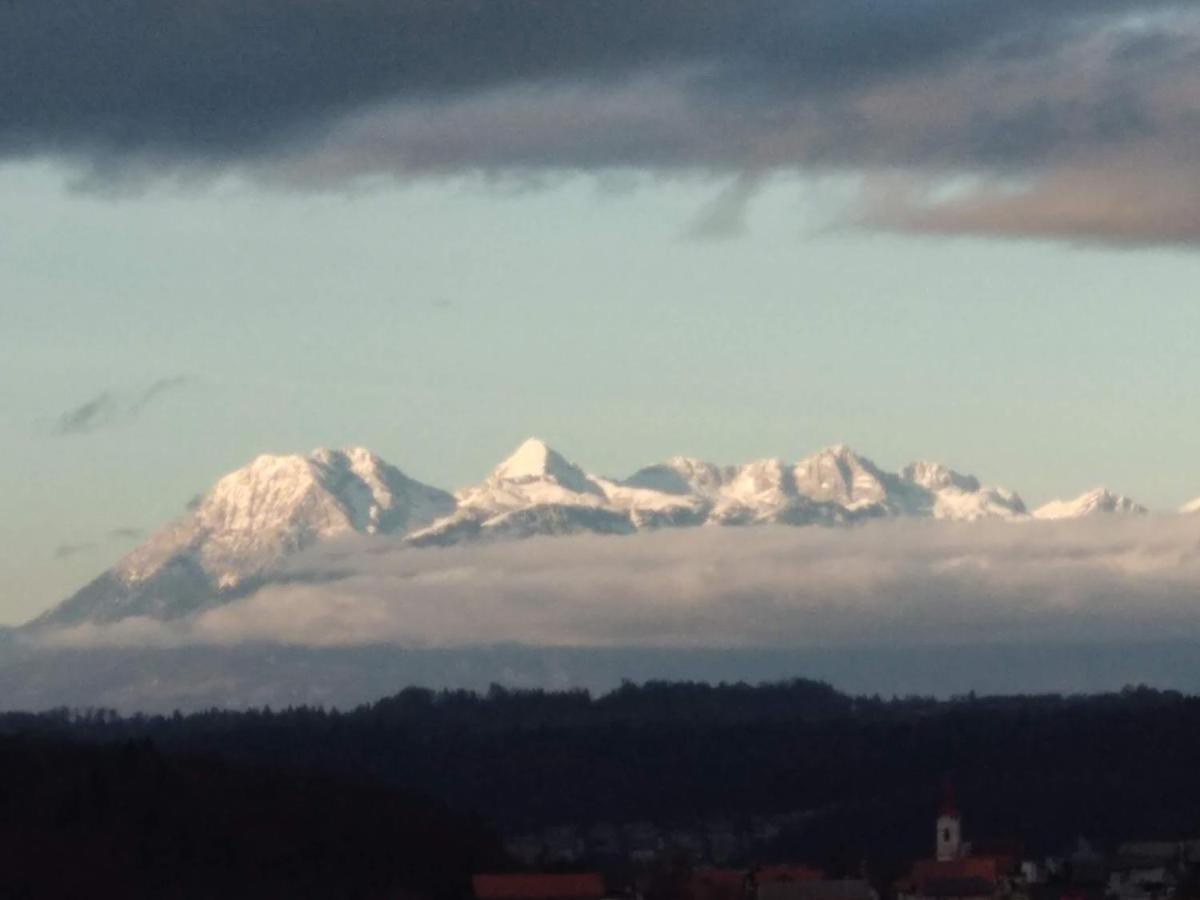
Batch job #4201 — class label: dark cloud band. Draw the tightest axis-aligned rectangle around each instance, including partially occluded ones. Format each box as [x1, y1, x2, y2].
[5, 1, 1199, 243]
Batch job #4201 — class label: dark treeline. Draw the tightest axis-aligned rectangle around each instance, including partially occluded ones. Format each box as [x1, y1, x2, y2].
[3, 680, 1200, 880]
[0, 732, 505, 899]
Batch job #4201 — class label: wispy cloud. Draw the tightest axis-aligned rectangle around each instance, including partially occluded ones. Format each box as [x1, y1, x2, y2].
[51, 376, 190, 436]
[52, 542, 96, 561]
[53, 527, 144, 562]
[38, 515, 1200, 650]
[6, 2, 1200, 244]
[684, 172, 765, 241]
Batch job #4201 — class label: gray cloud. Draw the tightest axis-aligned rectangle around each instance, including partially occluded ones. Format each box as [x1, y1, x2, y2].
[108, 527, 144, 541]
[51, 376, 190, 436]
[39, 515, 1200, 650]
[8, 2, 1200, 244]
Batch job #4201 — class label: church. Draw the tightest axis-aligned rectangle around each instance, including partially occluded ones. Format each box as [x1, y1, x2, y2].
[895, 784, 1022, 900]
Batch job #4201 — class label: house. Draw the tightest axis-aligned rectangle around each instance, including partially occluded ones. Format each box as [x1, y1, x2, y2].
[757, 879, 877, 900]
[690, 868, 753, 900]
[1107, 843, 1182, 900]
[473, 873, 608, 900]
[689, 865, 869, 900]
[1040, 839, 1107, 888]
[757, 866, 825, 885]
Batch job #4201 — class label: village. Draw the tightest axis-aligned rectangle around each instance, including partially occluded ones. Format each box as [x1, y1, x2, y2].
[475, 787, 1200, 900]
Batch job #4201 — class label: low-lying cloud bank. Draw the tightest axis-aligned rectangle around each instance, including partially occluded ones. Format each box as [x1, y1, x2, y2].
[38, 516, 1200, 651]
[7, 1, 1200, 244]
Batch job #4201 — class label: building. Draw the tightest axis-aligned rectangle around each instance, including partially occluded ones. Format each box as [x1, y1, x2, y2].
[1107, 843, 1184, 900]
[757, 879, 877, 900]
[897, 784, 1020, 900]
[473, 873, 608, 900]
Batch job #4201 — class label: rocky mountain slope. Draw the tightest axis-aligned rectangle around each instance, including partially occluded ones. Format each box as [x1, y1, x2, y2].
[34, 448, 454, 628]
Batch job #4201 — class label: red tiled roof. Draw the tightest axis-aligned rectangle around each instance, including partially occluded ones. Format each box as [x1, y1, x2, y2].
[692, 869, 749, 900]
[920, 876, 995, 898]
[759, 866, 825, 883]
[473, 874, 606, 900]
[911, 857, 1004, 891]
[693, 870, 747, 886]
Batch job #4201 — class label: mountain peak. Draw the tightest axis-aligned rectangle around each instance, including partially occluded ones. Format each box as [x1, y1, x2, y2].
[492, 437, 560, 480]
[809, 443, 858, 461]
[793, 445, 889, 510]
[902, 461, 981, 493]
[488, 438, 599, 495]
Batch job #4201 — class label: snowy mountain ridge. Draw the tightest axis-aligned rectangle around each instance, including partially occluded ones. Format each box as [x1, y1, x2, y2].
[32, 437, 1177, 629]
[1033, 487, 1148, 521]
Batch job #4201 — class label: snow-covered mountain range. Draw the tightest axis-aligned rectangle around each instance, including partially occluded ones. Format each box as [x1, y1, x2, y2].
[30, 438, 1193, 630]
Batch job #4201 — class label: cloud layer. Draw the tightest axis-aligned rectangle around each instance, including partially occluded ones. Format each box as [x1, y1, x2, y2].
[40, 515, 1200, 650]
[7, 1, 1200, 244]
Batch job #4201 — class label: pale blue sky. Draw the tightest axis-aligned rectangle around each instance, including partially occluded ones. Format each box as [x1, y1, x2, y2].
[4, 160, 1200, 622]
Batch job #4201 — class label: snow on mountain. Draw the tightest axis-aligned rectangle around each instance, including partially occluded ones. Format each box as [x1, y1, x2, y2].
[33, 448, 454, 628]
[900, 461, 1028, 521]
[623, 457, 732, 498]
[37, 436, 1172, 631]
[1033, 487, 1148, 520]
[1181, 497, 1200, 515]
[708, 457, 833, 525]
[411, 441, 1028, 544]
[456, 438, 608, 514]
[902, 461, 981, 494]
[792, 445, 897, 512]
[408, 438, 705, 544]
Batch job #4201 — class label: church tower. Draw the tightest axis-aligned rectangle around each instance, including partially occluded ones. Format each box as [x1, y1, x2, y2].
[936, 780, 963, 861]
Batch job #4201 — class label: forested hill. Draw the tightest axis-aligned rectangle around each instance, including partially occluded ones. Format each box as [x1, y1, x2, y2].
[0, 732, 505, 898]
[3, 680, 1199, 872]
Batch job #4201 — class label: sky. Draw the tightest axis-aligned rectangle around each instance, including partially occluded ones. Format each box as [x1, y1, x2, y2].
[5, 1, 1200, 624]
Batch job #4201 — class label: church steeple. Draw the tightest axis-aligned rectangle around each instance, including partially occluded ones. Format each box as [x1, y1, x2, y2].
[936, 779, 962, 861]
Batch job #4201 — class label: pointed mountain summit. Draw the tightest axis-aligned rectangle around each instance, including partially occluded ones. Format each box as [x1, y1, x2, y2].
[485, 438, 601, 497]
[410, 438, 666, 545]
[32, 448, 454, 628]
[1033, 487, 1148, 520]
[456, 438, 606, 514]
